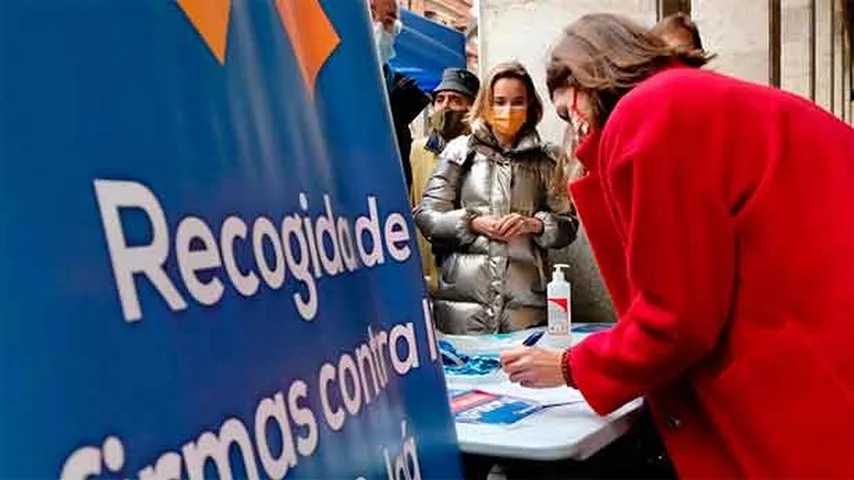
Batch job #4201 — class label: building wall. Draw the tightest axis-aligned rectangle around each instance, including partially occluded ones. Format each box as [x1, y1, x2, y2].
[480, 0, 657, 144]
[694, 0, 852, 123]
[478, 0, 852, 323]
[693, 0, 771, 84]
[781, 0, 813, 98]
[478, 1, 853, 130]
[479, 0, 658, 323]
[404, 0, 473, 30]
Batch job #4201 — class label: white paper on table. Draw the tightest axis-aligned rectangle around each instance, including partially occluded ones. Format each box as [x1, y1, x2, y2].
[476, 382, 586, 407]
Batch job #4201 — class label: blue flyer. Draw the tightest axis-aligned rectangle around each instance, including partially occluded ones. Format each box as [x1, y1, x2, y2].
[449, 390, 543, 425]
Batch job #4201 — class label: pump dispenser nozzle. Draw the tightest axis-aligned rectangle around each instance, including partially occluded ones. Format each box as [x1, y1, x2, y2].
[552, 264, 570, 282]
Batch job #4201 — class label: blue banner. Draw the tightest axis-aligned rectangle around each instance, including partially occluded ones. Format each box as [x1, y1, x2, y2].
[390, 9, 467, 92]
[0, 1, 461, 478]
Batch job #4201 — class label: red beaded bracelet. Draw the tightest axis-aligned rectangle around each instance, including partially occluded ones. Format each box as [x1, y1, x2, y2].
[560, 348, 575, 387]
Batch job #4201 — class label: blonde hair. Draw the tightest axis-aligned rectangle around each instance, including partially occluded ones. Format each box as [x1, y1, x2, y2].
[467, 61, 544, 134]
[467, 62, 571, 199]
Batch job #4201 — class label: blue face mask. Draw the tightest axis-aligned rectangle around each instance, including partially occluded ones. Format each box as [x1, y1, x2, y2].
[373, 20, 402, 65]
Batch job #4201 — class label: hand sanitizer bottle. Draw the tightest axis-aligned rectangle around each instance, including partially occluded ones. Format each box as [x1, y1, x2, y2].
[547, 264, 571, 336]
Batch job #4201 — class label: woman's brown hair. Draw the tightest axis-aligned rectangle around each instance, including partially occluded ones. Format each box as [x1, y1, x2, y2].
[650, 13, 705, 51]
[546, 13, 709, 128]
[468, 61, 544, 135]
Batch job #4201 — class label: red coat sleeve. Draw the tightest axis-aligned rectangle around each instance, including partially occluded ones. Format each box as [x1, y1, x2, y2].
[571, 89, 738, 415]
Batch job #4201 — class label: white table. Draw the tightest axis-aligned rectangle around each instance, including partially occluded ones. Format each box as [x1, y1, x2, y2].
[442, 327, 643, 462]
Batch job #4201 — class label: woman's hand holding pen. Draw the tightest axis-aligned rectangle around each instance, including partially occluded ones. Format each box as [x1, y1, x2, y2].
[501, 346, 565, 388]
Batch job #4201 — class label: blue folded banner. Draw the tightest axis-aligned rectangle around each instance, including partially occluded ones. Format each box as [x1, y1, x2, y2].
[0, 1, 460, 478]
[390, 9, 467, 92]
[439, 339, 502, 376]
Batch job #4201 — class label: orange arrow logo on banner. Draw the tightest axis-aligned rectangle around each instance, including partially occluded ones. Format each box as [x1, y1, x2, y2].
[177, 0, 232, 65]
[276, 0, 341, 95]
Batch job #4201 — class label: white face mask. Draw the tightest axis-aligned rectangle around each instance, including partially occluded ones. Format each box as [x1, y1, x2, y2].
[568, 90, 592, 140]
[569, 111, 591, 140]
[373, 20, 402, 65]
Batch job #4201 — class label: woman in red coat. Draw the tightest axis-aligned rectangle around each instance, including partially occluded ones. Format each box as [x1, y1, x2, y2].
[501, 13, 854, 478]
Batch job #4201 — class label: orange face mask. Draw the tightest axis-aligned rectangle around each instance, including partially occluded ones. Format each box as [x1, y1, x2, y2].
[489, 106, 527, 138]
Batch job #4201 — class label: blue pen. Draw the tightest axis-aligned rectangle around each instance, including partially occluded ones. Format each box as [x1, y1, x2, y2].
[522, 330, 545, 346]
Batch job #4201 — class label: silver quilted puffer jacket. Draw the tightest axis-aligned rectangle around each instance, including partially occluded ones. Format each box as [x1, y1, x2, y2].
[414, 126, 578, 334]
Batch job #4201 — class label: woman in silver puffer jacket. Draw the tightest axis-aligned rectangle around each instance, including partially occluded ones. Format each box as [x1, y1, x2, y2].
[415, 62, 578, 334]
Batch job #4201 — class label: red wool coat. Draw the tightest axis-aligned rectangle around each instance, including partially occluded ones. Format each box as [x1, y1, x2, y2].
[568, 66, 854, 477]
